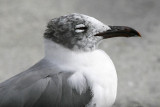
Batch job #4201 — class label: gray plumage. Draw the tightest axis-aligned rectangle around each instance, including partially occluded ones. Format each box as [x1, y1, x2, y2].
[44, 13, 106, 51]
[0, 59, 91, 107]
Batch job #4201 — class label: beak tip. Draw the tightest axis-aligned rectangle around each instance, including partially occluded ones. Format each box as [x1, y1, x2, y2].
[135, 32, 141, 37]
[133, 34, 141, 37]
[129, 28, 141, 37]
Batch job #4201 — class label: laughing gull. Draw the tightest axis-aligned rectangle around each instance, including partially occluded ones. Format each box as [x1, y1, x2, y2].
[0, 13, 140, 107]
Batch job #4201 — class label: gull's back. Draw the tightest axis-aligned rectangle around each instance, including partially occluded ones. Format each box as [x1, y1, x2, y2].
[0, 59, 92, 107]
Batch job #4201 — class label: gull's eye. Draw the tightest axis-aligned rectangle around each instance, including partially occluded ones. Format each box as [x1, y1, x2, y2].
[75, 24, 88, 33]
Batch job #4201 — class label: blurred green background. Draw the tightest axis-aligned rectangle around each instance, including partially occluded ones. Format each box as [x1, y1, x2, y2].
[0, 0, 160, 106]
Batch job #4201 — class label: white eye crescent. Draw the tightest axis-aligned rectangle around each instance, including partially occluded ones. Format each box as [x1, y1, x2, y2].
[75, 29, 85, 33]
[75, 24, 87, 33]
[75, 24, 86, 28]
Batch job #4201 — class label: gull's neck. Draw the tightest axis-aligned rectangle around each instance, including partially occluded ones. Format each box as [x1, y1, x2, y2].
[44, 39, 96, 65]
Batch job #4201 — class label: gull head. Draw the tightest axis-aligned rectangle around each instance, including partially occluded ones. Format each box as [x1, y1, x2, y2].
[44, 13, 140, 51]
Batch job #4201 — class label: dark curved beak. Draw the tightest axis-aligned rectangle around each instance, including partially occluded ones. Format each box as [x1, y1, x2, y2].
[95, 26, 141, 39]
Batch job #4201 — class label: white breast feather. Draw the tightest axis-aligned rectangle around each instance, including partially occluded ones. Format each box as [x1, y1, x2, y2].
[44, 39, 117, 107]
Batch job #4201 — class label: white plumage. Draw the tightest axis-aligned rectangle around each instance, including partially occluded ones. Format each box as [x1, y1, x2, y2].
[44, 39, 117, 107]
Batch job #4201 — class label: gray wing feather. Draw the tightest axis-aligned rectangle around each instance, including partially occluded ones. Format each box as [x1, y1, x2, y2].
[0, 59, 92, 107]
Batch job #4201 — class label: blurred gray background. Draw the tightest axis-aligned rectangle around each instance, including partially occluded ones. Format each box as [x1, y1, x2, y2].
[0, 0, 160, 106]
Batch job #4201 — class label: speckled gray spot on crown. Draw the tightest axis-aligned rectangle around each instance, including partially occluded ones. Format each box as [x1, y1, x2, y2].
[44, 13, 106, 51]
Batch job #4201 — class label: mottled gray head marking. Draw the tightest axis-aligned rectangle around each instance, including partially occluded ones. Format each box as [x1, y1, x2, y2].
[44, 13, 141, 51]
[44, 13, 110, 51]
